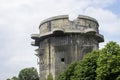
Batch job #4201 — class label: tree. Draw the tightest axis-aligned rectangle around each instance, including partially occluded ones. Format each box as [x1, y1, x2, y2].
[47, 73, 53, 80]
[58, 51, 99, 80]
[73, 51, 99, 80]
[11, 76, 19, 80]
[57, 62, 78, 80]
[6, 76, 19, 80]
[18, 67, 39, 80]
[96, 41, 120, 80]
[58, 41, 120, 80]
[6, 78, 11, 80]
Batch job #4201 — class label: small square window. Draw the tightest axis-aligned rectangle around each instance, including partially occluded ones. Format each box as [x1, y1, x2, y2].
[61, 58, 65, 62]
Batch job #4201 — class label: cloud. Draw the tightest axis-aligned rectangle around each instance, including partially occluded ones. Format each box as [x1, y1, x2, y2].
[84, 7, 120, 36]
[90, 0, 117, 7]
[83, 6, 120, 48]
[0, 0, 120, 80]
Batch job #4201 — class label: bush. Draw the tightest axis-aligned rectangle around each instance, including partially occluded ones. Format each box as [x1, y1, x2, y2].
[47, 73, 53, 80]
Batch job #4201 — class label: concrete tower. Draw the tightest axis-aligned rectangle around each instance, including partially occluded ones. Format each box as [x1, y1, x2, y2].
[31, 15, 104, 80]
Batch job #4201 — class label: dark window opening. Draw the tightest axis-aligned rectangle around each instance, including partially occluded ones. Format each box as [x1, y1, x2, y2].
[89, 24, 92, 28]
[61, 58, 65, 62]
[47, 21, 51, 31]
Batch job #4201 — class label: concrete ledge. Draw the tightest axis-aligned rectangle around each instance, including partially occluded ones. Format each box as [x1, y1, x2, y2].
[31, 34, 39, 39]
[78, 15, 99, 26]
[84, 28, 97, 34]
[31, 41, 40, 46]
[31, 41, 35, 46]
[31, 32, 104, 46]
[95, 33, 104, 42]
[52, 28, 65, 34]
[39, 15, 69, 28]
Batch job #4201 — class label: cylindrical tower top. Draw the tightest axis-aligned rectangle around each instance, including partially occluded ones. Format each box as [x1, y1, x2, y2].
[39, 15, 99, 34]
[39, 15, 69, 27]
[39, 15, 99, 28]
[31, 15, 104, 46]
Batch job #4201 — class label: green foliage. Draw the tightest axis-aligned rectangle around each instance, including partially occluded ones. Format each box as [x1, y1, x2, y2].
[116, 75, 120, 80]
[58, 41, 120, 80]
[58, 51, 99, 80]
[74, 51, 99, 80]
[96, 41, 120, 80]
[58, 51, 98, 80]
[57, 62, 78, 80]
[11, 76, 19, 80]
[18, 67, 39, 80]
[47, 73, 53, 80]
[6, 76, 19, 80]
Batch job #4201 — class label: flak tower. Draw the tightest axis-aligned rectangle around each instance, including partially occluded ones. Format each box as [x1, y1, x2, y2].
[31, 15, 104, 80]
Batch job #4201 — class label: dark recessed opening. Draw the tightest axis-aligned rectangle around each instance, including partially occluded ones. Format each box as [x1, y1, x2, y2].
[61, 58, 65, 62]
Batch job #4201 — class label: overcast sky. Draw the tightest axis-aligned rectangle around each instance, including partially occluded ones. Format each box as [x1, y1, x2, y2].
[0, 0, 120, 80]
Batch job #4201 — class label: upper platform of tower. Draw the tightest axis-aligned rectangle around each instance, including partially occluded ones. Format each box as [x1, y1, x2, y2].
[39, 15, 99, 34]
[31, 15, 104, 46]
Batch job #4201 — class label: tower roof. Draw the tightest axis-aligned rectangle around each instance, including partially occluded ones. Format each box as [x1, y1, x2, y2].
[31, 15, 104, 46]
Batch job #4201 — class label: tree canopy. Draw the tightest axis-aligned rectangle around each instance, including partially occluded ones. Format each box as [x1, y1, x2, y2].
[7, 67, 39, 80]
[96, 41, 120, 80]
[57, 62, 78, 80]
[18, 67, 39, 80]
[58, 41, 120, 80]
[47, 73, 53, 80]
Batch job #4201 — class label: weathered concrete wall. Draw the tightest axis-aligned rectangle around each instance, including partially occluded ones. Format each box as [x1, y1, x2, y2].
[31, 15, 104, 80]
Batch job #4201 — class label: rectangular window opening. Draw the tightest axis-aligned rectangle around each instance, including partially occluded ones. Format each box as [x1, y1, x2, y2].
[61, 58, 65, 62]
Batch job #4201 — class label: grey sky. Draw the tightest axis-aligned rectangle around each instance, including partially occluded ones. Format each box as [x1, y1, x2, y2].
[0, 0, 120, 80]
